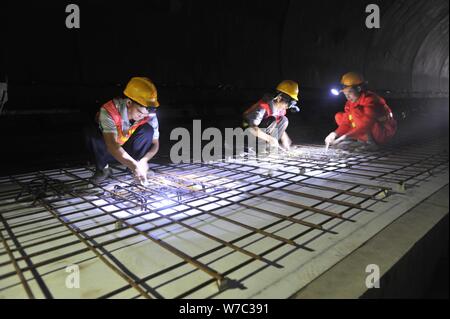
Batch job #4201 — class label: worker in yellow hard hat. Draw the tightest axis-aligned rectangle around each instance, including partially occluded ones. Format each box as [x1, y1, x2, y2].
[85, 77, 161, 184]
[325, 72, 397, 150]
[243, 80, 300, 152]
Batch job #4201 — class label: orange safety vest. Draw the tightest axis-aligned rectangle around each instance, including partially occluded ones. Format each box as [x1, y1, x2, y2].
[243, 100, 286, 124]
[101, 100, 149, 145]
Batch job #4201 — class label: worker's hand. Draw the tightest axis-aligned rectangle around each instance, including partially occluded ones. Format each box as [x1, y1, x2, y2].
[268, 136, 280, 149]
[325, 132, 338, 146]
[265, 136, 280, 154]
[280, 134, 292, 151]
[133, 160, 149, 185]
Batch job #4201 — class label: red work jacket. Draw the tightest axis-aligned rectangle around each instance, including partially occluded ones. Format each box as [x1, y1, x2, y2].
[335, 91, 397, 144]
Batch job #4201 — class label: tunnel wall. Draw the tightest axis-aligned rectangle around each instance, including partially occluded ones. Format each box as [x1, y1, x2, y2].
[2, 0, 448, 111]
[283, 0, 449, 96]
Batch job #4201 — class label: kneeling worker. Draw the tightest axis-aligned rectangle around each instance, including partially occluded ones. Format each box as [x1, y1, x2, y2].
[243, 80, 300, 152]
[86, 77, 160, 184]
[325, 72, 397, 150]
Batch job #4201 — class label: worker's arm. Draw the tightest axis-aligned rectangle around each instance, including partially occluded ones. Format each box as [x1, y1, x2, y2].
[334, 111, 352, 137]
[245, 105, 278, 144]
[248, 126, 279, 146]
[141, 139, 159, 162]
[139, 117, 160, 163]
[280, 132, 292, 150]
[102, 132, 139, 171]
[335, 125, 351, 137]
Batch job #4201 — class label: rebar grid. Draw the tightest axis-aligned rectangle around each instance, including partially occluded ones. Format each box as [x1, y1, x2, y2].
[0, 140, 448, 299]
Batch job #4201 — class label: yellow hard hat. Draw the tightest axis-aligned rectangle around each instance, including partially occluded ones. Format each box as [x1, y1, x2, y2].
[276, 80, 299, 101]
[123, 77, 160, 107]
[340, 72, 365, 87]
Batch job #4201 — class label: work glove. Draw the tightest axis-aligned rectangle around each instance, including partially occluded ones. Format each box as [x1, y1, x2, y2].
[325, 132, 337, 145]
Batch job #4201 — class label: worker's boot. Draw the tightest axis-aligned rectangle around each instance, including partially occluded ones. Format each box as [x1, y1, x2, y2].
[90, 167, 113, 184]
[356, 135, 379, 152]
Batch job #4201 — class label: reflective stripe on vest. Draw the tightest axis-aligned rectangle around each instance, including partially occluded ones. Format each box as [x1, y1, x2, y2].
[348, 114, 356, 128]
[244, 100, 285, 124]
[259, 102, 274, 118]
[102, 100, 149, 145]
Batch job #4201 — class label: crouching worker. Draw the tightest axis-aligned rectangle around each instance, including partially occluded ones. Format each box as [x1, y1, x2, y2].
[85, 77, 160, 184]
[325, 72, 397, 151]
[243, 80, 300, 152]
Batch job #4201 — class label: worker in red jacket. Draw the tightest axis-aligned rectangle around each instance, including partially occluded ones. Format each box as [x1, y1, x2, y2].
[243, 80, 300, 151]
[325, 72, 397, 149]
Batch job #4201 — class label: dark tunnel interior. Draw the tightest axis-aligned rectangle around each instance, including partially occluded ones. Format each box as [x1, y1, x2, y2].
[0, 0, 448, 175]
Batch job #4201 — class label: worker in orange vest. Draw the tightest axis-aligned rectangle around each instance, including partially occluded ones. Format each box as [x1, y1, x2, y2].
[243, 80, 300, 152]
[85, 77, 160, 184]
[325, 72, 397, 150]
